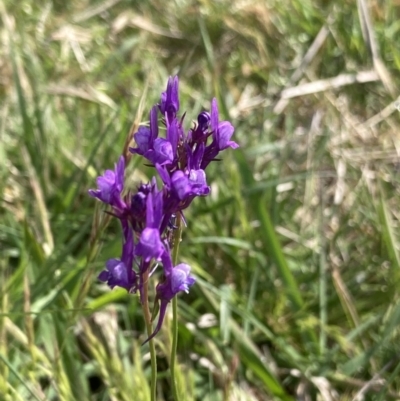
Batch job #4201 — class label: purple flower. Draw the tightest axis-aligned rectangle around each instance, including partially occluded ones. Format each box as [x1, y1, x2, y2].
[166, 118, 179, 158]
[158, 250, 196, 299]
[132, 126, 152, 155]
[130, 107, 159, 155]
[136, 182, 165, 262]
[210, 98, 238, 151]
[217, 121, 238, 151]
[202, 99, 239, 169]
[187, 142, 205, 170]
[146, 138, 174, 166]
[169, 264, 196, 294]
[131, 106, 175, 166]
[98, 228, 137, 292]
[155, 164, 171, 189]
[136, 228, 164, 262]
[143, 251, 195, 344]
[171, 169, 210, 200]
[159, 76, 180, 119]
[90, 75, 239, 344]
[88, 156, 126, 209]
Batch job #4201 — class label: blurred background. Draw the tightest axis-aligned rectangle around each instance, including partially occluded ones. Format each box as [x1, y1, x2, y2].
[1, 0, 400, 400]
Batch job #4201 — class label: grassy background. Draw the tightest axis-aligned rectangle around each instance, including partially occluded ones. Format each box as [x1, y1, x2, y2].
[1, 0, 400, 400]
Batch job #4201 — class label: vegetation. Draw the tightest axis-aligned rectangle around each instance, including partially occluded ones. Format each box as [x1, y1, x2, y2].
[1, 0, 400, 400]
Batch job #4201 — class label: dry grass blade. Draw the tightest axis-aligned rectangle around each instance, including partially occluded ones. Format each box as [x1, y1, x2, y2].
[112, 11, 183, 38]
[21, 146, 54, 256]
[357, 0, 396, 97]
[351, 358, 400, 401]
[274, 16, 332, 114]
[280, 70, 379, 99]
[361, 95, 400, 129]
[73, 0, 122, 23]
[310, 377, 339, 401]
[331, 264, 378, 372]
[46, 84, 117, 109]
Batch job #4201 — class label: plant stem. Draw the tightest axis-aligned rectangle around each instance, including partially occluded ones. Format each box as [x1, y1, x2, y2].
[170, 213, 183, 401]
[142, 270, 157, 401]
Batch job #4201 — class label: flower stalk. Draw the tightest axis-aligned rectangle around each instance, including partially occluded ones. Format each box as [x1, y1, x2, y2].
[141, 269, 157, 401]
[170, 213, 183, 400]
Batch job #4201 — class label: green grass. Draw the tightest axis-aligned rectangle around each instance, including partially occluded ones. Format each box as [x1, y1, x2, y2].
[1, 0, 400, 400]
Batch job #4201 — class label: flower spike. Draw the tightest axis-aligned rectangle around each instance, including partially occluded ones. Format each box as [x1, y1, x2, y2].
[89, 75, 237, 342]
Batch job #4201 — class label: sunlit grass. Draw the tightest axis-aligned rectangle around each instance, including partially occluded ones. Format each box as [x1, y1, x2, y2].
[1, 0, 400, 400]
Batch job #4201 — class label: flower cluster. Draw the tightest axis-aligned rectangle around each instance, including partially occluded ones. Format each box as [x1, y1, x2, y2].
[89, 76, 238, 341]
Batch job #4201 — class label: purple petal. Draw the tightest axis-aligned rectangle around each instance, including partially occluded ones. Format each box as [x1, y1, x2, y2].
[145, 138, 174, 166]
[136, 228, 164, 262]
[93, 172, 114, 203]
[210, 98, 219, 133]
[154, 138, 174, 164]
[132, 126, 152, 155]
[115, 156, 125, 191]
[188, 169, 210, 196]
[171, 170, 191, 200]
[155, 164, 171, 188]
[171, 263, 195, 294]
[121, 227, 134, 268]
[159, 76, 180, 117]
[166, 119, 179, 156]
[217, 122, 238, 150]
[98, 270, 109, 282]
[98, 226, 137, 291]
[159, 92, 167, 114]
[188, 143, 205, 170]
[171, 169, 210, 200]
[143, 258, 195, 343]
[149, 106, 159, 142]
[161, 249, 173, 275]
[99, 259, 132, 290]
[157, 262, 195, 300]
[88, 156, 125, 207]
[145, 184, 163, 228]
[170, 76, 180, 113]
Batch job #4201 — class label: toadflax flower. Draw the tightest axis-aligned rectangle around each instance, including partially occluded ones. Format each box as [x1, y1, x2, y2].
[144, 250, 195, 343]
[159, 75, 180, 122]
[98, 227, 137, 292]
[89, 75, 238, 342]
[201, 98, 239, 169]
[136, 180, 165, 263]
[171, 169, 210, 200]
[88, 156, 126, 210]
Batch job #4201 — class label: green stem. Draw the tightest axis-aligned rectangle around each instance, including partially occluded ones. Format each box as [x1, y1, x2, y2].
[142, 270, 157, 401]
[170, 214, 183, 401]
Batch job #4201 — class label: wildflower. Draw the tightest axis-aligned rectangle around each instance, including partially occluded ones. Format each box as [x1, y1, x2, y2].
[131, 107, 175, 166]
[135, 181, 165, 262]
[144, 250, 195, 343]
[88, 156, 126, 209]
[98, 228, 137, 292]
[90, 75, 238, 342]
[171, 169, 210, 200]
[159, 75, 180, 120]
[201, 99, 238, 169]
